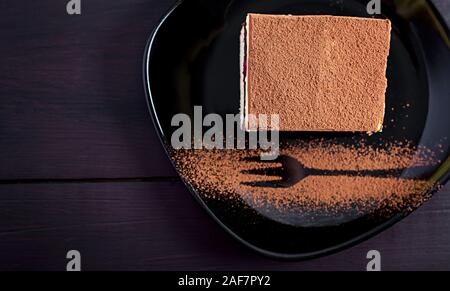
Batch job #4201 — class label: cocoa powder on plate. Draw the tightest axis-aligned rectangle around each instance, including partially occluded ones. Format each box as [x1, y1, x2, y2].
[172, 140, 439, 214]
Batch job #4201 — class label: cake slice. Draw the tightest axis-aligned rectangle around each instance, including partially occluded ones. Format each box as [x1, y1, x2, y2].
[240, 14, 392, 132]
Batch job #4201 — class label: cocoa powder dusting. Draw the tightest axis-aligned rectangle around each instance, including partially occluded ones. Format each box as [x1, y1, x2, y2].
[172, 140, 439, 217]
[246, 15, 391, 132]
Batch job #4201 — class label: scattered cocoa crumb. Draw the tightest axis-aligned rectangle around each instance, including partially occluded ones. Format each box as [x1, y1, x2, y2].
[172, 140, 440, 220]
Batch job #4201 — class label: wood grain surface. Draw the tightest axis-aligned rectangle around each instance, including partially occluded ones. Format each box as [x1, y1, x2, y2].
[0, 0, 176, 180]
[0, 0, 449, 270]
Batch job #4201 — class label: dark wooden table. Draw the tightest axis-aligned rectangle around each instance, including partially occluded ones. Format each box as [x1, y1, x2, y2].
[0, 0, 449, 271]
